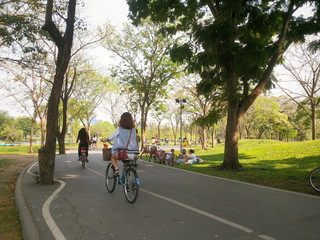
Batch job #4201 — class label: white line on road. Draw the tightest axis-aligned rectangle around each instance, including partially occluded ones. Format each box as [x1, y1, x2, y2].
[141, 188, 253, 233]
[42, 179, 67, 240]
[258, 235, 278, 240]
[87, 167, 105, 177]
[27, 161, 38, 174]
[27, 161, 67, 240]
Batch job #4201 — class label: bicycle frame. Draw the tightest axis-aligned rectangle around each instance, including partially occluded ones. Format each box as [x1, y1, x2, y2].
[116, 161, 139, 184]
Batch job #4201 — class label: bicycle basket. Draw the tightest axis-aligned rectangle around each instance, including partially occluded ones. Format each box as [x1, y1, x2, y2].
[102, 148, 112, 161]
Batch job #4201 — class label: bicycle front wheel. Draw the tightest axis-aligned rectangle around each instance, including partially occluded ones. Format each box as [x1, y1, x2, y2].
[123, 168, 139, 203]
[105, 164, 116, 193]
[309, 167, 320, 192]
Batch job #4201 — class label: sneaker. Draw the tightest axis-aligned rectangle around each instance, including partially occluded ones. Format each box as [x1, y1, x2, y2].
[114, 169, 120, 177]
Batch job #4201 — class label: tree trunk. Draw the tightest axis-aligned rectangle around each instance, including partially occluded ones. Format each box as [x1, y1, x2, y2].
[311, 102, 316, 140]
[40, 117, 46, 147]
[38, 0, 76, 184]
[219, 67, 243, 170]
[57, 99, 68, 154]
[57, 136, 65, 154]
[211, 125, 215, 148]
[201, 127, 207, 150]
[157, 121, 161, 139]
[220, 99, 243, 169]
[245, 125, 251, 139]
[38, 75, 63, 184]
[29, 118, 35, 154]
[140, 104, 149, 150]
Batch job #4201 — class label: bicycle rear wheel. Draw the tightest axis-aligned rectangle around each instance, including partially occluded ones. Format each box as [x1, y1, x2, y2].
[309, 167, 320, 192]
[166, 157, 174, 167]
[105, 164, 116, 193]
[81, 153, 86, 169]
[123, 168, 139, 203]
[148, 155, 155, 163]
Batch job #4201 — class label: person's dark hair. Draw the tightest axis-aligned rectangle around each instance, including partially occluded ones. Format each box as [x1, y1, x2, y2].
[189, 149, 195, 153]
[77, 128, 89, 142]
[119, 112, 134, 129]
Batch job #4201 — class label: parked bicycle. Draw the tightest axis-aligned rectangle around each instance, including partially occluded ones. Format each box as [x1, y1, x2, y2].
[153, 150, 175, 166]
[148, 145, 158, 163]
[309, 166, 320, 192]
[105, 158, 140, 203]
[79, 147, 88, 169]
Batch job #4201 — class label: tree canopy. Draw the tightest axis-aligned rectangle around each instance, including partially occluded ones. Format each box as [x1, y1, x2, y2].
[102, 20, 182, 147]
[127, 0, 320, 169]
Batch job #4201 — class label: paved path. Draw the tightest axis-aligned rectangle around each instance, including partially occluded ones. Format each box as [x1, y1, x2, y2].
[16, 150, 320, 240]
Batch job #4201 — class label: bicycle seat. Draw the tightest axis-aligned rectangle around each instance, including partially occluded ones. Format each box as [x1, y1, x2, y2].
[122, 159, 138, 167]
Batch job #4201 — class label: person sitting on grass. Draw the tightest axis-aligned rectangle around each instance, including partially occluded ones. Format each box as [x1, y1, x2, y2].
[177, 148, 187, 159]
[176, 149, 197, 164]
[166, 148, 176, 160]
[184, 149, 197, 164]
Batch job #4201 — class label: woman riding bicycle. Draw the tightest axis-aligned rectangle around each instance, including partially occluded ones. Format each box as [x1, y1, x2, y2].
[76, 128, 89, 162]
[105, 112, 139, 176]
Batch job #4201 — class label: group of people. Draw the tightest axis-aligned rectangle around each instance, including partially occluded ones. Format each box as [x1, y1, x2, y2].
[163, 148, 201, 164]
[176, 148, 199, 164]
[76, 112, 202, 176]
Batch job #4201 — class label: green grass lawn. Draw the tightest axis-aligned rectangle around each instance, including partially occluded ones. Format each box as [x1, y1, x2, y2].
[0, 145, 41, 155]
[173, 139, 320, 195]
[141, 139, 320, 195]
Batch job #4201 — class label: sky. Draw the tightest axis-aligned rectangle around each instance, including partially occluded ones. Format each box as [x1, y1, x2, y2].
[82, 0, 129, 27]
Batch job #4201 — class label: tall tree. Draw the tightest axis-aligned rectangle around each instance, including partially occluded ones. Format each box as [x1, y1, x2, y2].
[177, 75, 226, 150]
[276, 41, 320, 140]
[39, 0, 76, 184]
[71, 67, 111, 134]
[4, 64, 50, 153]
[102, 20, 181, 148]
[127, 0, 320, 169]
[165, 107, 180, 145]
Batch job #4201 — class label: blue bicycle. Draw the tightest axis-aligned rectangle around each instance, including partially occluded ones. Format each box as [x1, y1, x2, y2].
[105, 159, 140, 203]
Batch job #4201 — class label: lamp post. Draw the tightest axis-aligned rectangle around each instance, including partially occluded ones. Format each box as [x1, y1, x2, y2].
[175, 98, 186, 153]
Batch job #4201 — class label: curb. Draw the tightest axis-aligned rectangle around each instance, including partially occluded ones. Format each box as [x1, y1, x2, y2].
[15, 163, 40, 240]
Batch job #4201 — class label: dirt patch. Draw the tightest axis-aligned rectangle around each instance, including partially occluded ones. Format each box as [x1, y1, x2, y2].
[0, 154, 37, 240]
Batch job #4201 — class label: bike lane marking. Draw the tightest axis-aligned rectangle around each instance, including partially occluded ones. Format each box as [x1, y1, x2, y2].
[27, 161, 67, 240]
[87, 165, 277, 240]
[41, 179, 66, 240]
[141, 188, 253, 233]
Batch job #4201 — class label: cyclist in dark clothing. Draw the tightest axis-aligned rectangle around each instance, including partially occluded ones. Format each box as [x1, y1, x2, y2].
[76, 128, 89, 161]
